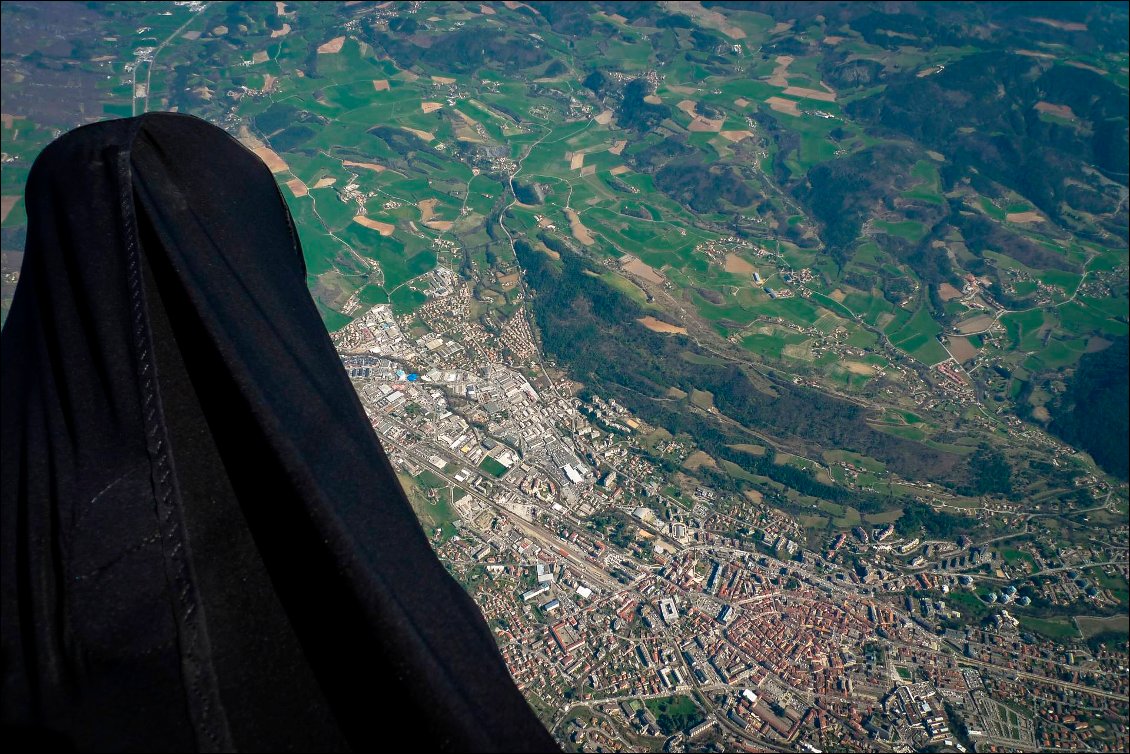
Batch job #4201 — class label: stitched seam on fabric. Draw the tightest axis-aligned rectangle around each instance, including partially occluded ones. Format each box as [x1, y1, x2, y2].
[69, 530, 163, 582]
[118, 135, 232, 752]
[276, 178, 303, 272]
[256, 170, 502, 736]
[131, 119, 514, 746]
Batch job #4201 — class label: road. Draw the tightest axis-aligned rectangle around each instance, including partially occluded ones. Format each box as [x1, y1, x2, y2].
[954, 251, 1101, 337]
[879, 637, 1130, 703]
[391, 420, 622, 591]
[133, 4, 211, 117]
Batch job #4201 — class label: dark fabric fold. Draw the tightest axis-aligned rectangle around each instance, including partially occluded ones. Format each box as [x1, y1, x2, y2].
[2, 112, 558, 753]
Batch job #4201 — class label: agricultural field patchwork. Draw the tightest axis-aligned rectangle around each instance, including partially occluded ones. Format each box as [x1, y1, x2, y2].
[2, 3, 1128, 749]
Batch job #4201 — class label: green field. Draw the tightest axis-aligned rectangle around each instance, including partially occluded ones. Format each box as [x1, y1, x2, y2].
[1017, 615, 1079, 641]
[999, 548, 1037, 569]
[397, 472, 459, 541]
[1088, 568, 1130, 606]
[947, 590, 989, 619]
[1075, 614, 1130, 639]
[643, 695, 700, 735]
[479, 456, 509, 478]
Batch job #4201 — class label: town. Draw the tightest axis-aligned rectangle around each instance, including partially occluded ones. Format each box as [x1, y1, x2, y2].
[334, 283, 1128, 753]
